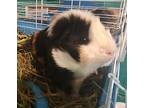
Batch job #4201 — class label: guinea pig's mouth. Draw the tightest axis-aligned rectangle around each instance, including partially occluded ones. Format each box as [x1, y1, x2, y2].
[101, 52, 116, 67]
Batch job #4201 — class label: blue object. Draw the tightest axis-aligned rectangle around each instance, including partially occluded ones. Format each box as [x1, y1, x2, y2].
[17, 20, 48, 35]
[25, 81, 49, 108]
[96, 66, 117, 108]
[63, 0, 104, 9]
[63, 0, 121, 9]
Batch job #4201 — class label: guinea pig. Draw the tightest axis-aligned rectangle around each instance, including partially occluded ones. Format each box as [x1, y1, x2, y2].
[32, 10, 117, 96]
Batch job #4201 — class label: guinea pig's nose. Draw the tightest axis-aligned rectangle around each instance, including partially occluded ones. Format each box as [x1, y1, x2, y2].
[99, 47, 115, 57]
[105, 51, 113, 56]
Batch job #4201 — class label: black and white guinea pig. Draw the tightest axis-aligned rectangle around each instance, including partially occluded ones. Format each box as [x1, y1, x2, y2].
[32, 10, 117, 96]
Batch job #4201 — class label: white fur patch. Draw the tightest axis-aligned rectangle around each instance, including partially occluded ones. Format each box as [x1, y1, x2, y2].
[52, 48, 80, 71]
[51, 48, 99, 78]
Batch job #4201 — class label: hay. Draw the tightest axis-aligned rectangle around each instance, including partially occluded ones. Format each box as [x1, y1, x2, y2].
[17, 30, 101, 108]
[17, 31, 35, 108]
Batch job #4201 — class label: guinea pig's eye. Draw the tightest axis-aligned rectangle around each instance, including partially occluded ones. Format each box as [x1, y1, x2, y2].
[83, 37, 87, 41]
[80, 37, 88, 44]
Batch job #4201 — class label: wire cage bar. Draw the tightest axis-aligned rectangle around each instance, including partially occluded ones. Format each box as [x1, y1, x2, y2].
[17, 0, 126, 35]
[17, 0, 127, 108]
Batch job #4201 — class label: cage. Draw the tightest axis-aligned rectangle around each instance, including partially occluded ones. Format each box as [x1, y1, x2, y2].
[17, 0, 127, 108]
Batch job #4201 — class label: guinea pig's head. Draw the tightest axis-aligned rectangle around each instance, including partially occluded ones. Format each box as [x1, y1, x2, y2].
[46, 10, 117, 76]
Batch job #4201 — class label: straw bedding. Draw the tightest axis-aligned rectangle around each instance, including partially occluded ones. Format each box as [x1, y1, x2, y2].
[17, 30, 106, 108]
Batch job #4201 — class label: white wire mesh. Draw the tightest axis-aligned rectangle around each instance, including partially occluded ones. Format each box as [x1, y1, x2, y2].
[17, 0, 126, 35]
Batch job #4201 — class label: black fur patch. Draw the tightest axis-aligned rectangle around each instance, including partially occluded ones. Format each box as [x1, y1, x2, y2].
[32, 28, 49, 76]
[32, 29, 75, 94]
[51, 14, 91, 61]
